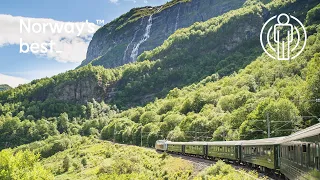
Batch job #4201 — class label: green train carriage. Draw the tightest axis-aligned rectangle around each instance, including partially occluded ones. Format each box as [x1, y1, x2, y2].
[207, 141, 242, 162]
[184, 142, 207, 156]
[241, 137, 285, 170]
[166, 141, 184, 153]
[280, 123, 320, 180]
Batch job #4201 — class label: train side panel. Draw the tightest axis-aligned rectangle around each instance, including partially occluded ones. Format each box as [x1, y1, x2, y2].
[280, 135, 320, 179]
[241, 145, 278, 169]
[167, 144, 183, 153]
[207, 145, 239, 161]
[185, 145, 205, 156]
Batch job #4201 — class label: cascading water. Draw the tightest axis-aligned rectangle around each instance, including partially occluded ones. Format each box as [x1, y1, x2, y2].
[175, 6, 180, 31]
[123, 29, 139, 62]
[130, 14, 153, 61]
[123, 18, 144, 62]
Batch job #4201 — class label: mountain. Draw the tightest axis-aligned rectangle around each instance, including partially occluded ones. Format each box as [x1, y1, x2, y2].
[80, 0, 249, 68]
[0, 84, 11, 91]
[0, 1, 268, 110]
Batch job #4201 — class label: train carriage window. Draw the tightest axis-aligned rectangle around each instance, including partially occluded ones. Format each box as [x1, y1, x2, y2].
[303, 144, 307, 153]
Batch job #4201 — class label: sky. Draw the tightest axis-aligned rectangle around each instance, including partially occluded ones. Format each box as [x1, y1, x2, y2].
[0, 0, 168, 87]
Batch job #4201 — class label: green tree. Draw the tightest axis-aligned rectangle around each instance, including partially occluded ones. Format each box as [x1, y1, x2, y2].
[0, 149, 54, 180]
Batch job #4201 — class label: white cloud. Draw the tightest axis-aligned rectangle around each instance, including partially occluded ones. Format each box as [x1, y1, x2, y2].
[0, 73, 30, 88]
[0, 14, 100, 63]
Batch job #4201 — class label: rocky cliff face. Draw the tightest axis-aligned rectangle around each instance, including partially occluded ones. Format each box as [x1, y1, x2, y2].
[81, 0, 247, 68]
[52, 78, 109, 103]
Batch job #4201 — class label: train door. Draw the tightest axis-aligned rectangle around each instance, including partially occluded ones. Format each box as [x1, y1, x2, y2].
[204, 145, 208, 157]
[274, 145, 280, 169]
[315, 144, 320, 170]
[302, 144, 307, 167]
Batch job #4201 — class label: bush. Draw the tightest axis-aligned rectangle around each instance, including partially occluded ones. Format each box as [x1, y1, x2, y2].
[62, 156, 71, 172]
[0, 149, 54, 180]
[81, 158, 88, 167]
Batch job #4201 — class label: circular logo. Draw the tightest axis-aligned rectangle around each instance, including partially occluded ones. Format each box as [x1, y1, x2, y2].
[260, 13, 307, 60]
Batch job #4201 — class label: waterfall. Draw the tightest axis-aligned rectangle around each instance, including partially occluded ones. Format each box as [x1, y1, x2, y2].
[123, 29, 139, 62]
[130, 14, 153, 61]
[175, 6, 180, 31]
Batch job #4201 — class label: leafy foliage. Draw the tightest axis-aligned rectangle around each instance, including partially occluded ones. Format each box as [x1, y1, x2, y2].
[194, 160, 262, 180]
[15, 136, 193, 180]
[0, 149, 53, 180]
[0, 84, 11, 92]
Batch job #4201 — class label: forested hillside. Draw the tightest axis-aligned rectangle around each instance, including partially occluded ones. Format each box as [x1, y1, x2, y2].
[0, 84, 11, 91]
[0, 0, 320, 179]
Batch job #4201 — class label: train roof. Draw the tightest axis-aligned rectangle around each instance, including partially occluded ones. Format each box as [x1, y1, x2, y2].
[207, 141, 243, 146]
[166, 141, 186, 145]
[241, 137, 285, 146]
[281, 123, 320, 143]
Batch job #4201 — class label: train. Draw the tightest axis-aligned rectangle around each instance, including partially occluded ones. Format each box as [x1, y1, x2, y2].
[155, 123, 320, 180]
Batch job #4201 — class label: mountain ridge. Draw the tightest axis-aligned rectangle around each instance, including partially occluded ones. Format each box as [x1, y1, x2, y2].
[81, 0, 248, 68]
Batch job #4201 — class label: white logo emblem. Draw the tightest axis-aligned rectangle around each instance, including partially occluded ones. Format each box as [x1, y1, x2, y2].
[260, 13, 307, 60]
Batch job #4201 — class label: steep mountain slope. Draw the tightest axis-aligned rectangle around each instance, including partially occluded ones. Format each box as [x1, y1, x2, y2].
[102, 25, 320, 145]
[81, 0, 248, 68]
[0, 1, 264, 110]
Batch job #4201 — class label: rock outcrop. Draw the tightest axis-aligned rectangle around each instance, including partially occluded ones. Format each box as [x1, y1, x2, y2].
[81, 0, 247, 68]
